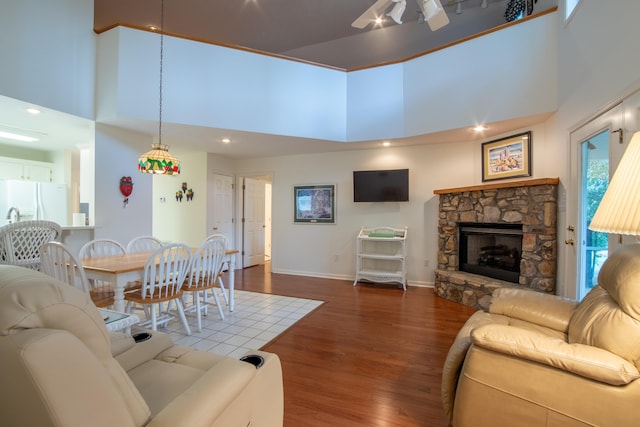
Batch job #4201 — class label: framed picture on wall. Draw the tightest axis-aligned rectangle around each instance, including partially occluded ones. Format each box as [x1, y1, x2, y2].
[293, 184, 336, 224]
[482, 131, 532, 182]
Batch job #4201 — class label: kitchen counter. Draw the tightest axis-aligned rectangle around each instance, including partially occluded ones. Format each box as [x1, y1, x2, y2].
[60, 226, 95, 256]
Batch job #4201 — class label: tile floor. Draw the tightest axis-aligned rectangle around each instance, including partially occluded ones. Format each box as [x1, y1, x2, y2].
[132, 290, 323, 359]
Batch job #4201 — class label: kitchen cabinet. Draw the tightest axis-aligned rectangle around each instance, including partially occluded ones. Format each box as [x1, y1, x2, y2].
[0, 158, 53, 182]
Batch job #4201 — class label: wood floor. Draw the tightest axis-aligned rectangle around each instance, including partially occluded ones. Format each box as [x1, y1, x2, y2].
[234, 263, 476, 427]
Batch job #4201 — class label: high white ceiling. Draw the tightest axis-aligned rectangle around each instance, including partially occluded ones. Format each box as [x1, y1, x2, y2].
[0, 0, 556, 159]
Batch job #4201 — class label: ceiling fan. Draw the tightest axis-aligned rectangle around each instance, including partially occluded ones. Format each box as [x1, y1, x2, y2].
[352, 0, 450, 31]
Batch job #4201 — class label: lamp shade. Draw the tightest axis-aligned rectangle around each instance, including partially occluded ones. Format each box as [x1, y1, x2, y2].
[138, 143, 181, 175]
[589, 131, 640, 235]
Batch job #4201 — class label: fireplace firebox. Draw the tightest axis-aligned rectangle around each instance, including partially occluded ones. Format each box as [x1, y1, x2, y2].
[459, 223, 523, 283]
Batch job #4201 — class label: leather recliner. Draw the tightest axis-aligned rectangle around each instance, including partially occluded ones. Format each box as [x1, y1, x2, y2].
[0, 265, 284, 427]
[442, 244, 640, 427]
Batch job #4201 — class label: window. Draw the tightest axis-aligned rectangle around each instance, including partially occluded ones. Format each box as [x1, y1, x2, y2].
[566, 0, 581, 20]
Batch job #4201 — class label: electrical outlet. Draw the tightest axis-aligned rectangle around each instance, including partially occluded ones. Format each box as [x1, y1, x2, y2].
[334, 255, 340, 262]
[424, 259, 430, 267]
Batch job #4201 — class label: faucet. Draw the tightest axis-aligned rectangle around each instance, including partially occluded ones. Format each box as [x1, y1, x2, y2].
[6, 207, 20, 223]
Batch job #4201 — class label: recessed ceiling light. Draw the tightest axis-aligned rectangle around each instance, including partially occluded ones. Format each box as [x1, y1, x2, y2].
[26, 108, 41, 115]
[382, 141, 391, 147]
[375, 17, 383, 24]
[221, 138, 232, 144]
[473, 125, 487, 132]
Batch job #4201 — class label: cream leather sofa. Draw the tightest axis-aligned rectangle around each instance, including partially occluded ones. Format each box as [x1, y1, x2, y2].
[442, 244, 640, 427]
[0, 265, 284, 427]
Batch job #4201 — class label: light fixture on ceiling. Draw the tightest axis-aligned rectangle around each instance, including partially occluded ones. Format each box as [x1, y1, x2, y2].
[387, 0, 407, 24]
[589, 131, 640, 238]
[221, 138, 232, 144]
[420, 0, 449, 31]
[0, 130, 39, 143]
[352, 0, 449, 31]
[382, 141, 391, 147]
[138, 0, 180, 176]
[473, 124, 488, 132]
[26, 108, 41, 115]
[456, 1, 463, 14]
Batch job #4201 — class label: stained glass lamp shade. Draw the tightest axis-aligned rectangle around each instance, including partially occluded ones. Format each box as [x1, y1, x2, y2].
[138, 143, 181, 175]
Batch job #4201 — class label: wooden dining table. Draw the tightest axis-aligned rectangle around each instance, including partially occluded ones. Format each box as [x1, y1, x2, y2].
[81, 249, 238, 313]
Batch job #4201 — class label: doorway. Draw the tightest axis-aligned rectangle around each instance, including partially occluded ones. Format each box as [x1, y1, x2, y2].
[237, 174, 273, 268]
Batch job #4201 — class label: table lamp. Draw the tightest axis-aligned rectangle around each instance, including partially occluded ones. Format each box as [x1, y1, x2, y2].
[589, 130, 640, 241]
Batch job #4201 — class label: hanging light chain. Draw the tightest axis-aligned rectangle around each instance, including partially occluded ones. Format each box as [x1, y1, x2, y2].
[158, 0, 164, 146]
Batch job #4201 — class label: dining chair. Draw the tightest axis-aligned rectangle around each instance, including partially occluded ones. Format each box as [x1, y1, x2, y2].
[204, 233, 230, 306]
[39, 241, 98, 300]
[182, 237, 227, 331]
[79, 238, 126, 258]
[124, 243, 192, 335]
[0, 220, 61, 270]
[126, 235, 164, 253]
[78, 238, 128, 308]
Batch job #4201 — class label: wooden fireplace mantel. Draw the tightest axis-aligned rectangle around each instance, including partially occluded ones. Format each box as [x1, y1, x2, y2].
[433, 177, 559, 195]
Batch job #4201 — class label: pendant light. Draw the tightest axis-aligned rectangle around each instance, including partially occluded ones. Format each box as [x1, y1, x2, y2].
[138, 0, 180, 176]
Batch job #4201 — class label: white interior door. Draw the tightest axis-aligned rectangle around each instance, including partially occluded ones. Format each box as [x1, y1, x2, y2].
[567, 104, 625, 299]
[208, 174, 234, 247]
[243, 177, 266, 267]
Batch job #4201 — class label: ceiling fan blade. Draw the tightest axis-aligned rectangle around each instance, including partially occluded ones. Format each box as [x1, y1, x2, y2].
[352, 0, 394, 29]
[416, 0, 449, 31]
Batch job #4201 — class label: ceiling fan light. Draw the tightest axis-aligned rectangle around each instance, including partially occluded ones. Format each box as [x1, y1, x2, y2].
[387, 0, 407, 24]
[422, 0, 441, 18]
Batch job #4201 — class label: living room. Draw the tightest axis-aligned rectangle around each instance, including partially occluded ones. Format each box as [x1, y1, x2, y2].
[2, 0, 640, 425]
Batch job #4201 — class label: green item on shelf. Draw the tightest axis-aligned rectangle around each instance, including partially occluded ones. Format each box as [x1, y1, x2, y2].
[368, 232, 395, 238]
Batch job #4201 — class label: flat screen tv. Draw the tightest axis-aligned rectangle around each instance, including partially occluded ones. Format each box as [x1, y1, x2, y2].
[353, 169, 409, 202]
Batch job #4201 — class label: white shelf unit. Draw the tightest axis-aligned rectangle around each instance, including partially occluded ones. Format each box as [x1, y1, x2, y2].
[353, 226, 407, 290]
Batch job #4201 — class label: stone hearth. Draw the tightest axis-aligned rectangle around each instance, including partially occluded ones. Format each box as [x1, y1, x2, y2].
[433, 178, 559, 310]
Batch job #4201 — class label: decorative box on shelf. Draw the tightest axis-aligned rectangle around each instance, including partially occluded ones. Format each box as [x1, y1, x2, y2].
[353, 226, 407, 290]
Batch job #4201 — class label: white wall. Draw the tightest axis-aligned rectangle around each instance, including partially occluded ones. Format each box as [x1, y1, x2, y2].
[0, 0, 95, 120]
[99, 16, 556, 144]
[548, 0, 640, 297]
[152, 152, 208, 247]
[93, 124, 153, 245]
[233, 122, 549, 285]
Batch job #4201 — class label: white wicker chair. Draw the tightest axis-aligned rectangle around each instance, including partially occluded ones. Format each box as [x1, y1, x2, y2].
[0, 220, 61, 270]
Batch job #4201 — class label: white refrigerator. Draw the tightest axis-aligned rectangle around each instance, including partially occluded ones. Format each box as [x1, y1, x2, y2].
[0, 180, 68, 226]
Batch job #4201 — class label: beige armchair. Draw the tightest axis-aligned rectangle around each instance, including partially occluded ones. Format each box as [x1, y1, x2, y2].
[442, 244, 640, 427]
[0, 264, 283, 427]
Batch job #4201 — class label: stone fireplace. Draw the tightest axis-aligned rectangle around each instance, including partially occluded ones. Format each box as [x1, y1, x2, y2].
[433, 178, 559, 310]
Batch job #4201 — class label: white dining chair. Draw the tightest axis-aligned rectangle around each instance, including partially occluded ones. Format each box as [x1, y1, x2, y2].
[182, 237, 227, 331]
[78, 238, 128, 308]
[39, 241, 115, 307]
[79, 238, 126, 259]
[124, 243, 192, 335]
[126, 236, 164, 253]
[204, 233, 230, 306]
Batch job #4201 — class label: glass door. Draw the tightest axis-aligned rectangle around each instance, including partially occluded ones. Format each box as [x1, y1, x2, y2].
[567, 104, 624, 300]
[579, 131, 609, 298]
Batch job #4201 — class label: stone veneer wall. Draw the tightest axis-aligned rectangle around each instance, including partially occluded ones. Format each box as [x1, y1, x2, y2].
[433, 178, 559, 310]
